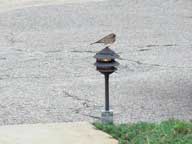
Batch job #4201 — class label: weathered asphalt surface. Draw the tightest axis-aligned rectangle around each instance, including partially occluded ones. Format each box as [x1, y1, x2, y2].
[0, 0, 191, 125]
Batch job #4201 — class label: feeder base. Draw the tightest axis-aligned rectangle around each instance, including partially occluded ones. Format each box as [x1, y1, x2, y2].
[101, 110, 113, 124]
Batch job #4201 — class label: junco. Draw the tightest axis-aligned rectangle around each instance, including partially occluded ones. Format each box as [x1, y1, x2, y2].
[91, 33, 116, 46]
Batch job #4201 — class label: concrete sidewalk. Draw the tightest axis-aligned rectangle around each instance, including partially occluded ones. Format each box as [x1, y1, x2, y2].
[0, 122, 117, 144]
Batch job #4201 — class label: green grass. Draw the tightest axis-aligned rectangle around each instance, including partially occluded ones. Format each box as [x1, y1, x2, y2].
[93, 119, 192, 144]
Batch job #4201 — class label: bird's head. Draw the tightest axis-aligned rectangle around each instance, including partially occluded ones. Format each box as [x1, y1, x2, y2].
[111, 33, 116, 38]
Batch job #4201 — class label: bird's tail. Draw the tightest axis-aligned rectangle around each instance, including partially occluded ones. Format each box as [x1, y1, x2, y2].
[90, 40, 101, 45]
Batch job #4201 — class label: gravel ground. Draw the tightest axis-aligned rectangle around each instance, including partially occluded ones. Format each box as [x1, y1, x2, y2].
[0, 0, 191, 125]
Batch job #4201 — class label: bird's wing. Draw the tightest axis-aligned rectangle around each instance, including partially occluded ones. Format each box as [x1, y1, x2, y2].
[90, 39, 103, 45]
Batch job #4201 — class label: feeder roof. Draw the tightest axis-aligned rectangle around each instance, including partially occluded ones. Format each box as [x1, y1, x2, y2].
[94, 47, 120, 59]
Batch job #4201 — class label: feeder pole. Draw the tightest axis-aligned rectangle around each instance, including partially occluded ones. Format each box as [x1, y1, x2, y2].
[105, 73, 109, 111]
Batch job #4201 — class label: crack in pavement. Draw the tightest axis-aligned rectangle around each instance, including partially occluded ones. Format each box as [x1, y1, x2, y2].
[63, 90, 93, 103]
[137, 48, 151, 52]
[121, 59, 192, 69]
[81, 113, 101, 120]
[145, 44, 177, 48]
[70, 50, 97, 54]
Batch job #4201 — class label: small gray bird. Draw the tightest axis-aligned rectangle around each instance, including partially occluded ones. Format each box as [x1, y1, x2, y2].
[91, 33, 116, 46]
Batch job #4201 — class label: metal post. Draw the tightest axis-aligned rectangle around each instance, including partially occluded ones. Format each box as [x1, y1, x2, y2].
[105, 73, 109, 111]
[102, 73, 113, 123]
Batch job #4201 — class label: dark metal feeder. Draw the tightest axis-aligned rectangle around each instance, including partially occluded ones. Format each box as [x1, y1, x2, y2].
[94, 47, 119, 74]
[94, 47, 120, 123]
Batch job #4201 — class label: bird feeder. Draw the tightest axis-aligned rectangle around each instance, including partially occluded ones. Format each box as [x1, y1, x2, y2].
[94, 47, 120, 123]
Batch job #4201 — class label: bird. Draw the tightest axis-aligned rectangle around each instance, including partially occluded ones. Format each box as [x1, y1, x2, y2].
[91, 33, 116, 47]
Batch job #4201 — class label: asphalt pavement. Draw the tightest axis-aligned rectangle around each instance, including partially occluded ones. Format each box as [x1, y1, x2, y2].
[0, 0, 191, 124]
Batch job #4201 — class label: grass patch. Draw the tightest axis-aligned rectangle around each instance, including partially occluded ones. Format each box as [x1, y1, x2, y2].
[93, 119, 192, 144]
